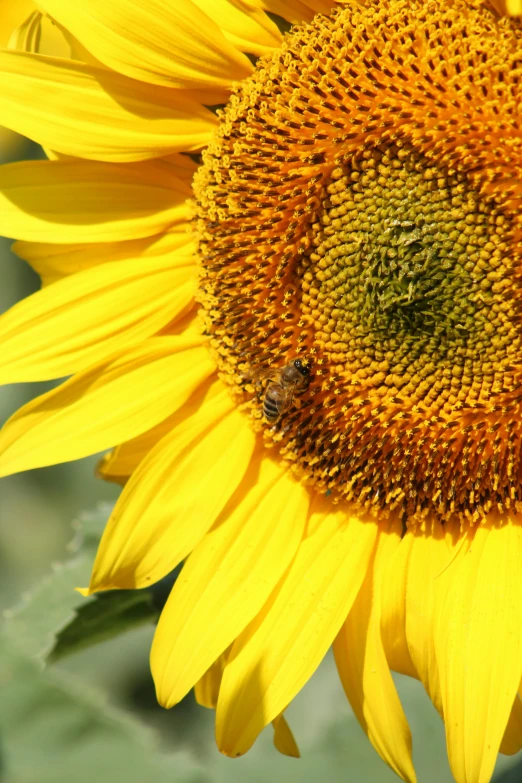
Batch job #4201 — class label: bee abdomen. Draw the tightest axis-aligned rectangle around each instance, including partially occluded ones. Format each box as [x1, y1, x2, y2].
[263, 397, 280, 422]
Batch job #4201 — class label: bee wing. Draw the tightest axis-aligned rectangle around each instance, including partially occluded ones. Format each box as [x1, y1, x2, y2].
[277, 393, 295, 413]
[245, 366, 280, 385]
[269, 384, 295, 413]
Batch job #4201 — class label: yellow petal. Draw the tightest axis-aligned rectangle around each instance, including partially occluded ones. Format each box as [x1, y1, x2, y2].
[1, 3, 37, 48]
[507, 0, 522, 14]
[0, 336, 214, 477]
[250, 0, 316, 23]
[97, 416, 179, 484]
[0, 251, 195, 383]
[87, 403, 257, 591]
[13, 229, 193, 286]
[42, 147, 75, 162]
[0, 159, 190, 243]
[334, 519, 416, 783]
[0, 51, 217, 162]
[192, 0, 282, 56]
[151, 458, 309, 708]
[499, 696, 522, 756]
[215, 500, 378, 757]
[160, 153, 198, 184]
[8, 10, 42, 53]
[195, 650, 229, 709]
[380, 535, 417, 679]
[96, 361, 217, 484]
[6, 6, 69, 57]
[435, 520, 522, 783]
[385, 518, 458, 717]
[57, 41, 230, 105]
[272, 713, 300, 758]
[38, 0, 253, 89]
[302, 0, 336, 12]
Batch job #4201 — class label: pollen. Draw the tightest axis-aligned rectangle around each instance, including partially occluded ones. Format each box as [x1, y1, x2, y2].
[193, 0, 522, 525]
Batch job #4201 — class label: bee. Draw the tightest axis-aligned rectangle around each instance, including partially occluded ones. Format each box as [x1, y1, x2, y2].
[251, 359, 311, 423]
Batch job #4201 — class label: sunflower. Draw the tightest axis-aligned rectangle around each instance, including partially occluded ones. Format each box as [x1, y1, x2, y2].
[1, 0, 522, 780]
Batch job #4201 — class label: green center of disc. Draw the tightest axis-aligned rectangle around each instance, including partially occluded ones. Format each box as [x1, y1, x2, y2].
[299, 144, 517, 406]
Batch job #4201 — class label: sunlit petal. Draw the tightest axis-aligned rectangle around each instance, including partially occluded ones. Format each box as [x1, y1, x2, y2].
[152, 459, 309, 708]
[0, 51, 217, 161]
[216, 502, 377, 756]
[0, 337, 213, 476]
[0, 160, 190, 243]
[38, 0, 253, 88]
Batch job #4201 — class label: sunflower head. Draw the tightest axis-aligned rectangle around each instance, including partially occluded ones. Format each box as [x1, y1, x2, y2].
[194, 0, 522, 526]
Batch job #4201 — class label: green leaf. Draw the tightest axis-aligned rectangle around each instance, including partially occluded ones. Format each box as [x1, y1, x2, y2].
[73, 503, 114, 550]
[69, 502, 115, 555]
[2, 504, 112, 661]
[4, 554, 95, 660]
[48, 590, 159, 663]
[0, 637, 203, 783]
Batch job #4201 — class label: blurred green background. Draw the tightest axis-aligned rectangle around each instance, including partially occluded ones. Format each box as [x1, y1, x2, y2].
[1, 34, 522, 783]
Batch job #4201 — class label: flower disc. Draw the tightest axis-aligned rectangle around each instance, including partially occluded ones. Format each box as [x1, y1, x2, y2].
[194, 0, 522, 524]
